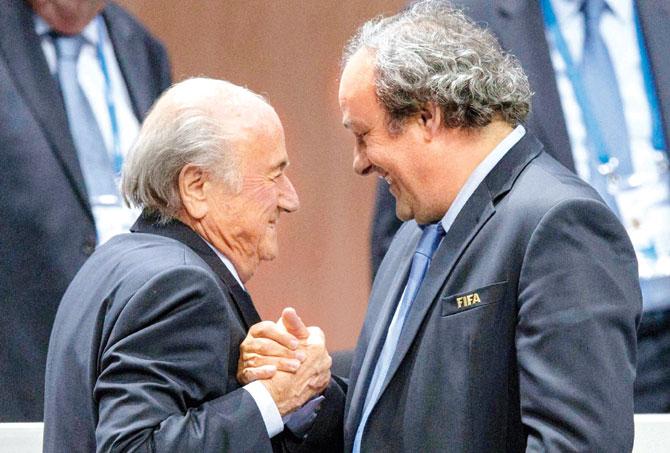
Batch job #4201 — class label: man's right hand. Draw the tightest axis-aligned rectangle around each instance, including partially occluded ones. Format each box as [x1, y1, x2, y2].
[238, 308, 332, 415]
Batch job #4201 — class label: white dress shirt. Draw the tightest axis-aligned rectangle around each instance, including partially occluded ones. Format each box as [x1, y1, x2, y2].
[544, 0, 670, 297]
[35, 15, 142, 245]
[545, 0, 660, 181]
[35, 15, 140, 157]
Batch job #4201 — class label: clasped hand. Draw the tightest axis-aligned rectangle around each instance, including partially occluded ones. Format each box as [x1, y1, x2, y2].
[237, 308, 331, 415]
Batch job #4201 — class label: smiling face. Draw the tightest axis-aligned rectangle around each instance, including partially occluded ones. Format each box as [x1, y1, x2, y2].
[339, 49, 440, 223]
[197, 108, 300, 282]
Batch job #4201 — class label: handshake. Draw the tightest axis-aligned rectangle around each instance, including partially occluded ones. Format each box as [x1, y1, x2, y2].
[237, 308, 332, 415]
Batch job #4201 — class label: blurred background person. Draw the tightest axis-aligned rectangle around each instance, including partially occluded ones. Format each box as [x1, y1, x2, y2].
[0, 0, 171, 421]
[370, 0, 670, 412]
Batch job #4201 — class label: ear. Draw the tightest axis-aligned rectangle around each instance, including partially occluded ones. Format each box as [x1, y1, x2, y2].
[417, 102, 443, 141]
[178, 164, 209, 220]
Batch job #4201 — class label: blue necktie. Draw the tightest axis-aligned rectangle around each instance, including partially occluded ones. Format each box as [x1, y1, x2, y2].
[55, 35, 116, 200]
[580, 0, 632, 175]
[353, 223, 445, 452]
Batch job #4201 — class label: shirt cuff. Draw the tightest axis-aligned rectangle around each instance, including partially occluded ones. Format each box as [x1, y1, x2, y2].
[243, 381, 284, 438]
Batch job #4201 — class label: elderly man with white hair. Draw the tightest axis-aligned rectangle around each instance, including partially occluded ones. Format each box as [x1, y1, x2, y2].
[43, 77, 345, 452]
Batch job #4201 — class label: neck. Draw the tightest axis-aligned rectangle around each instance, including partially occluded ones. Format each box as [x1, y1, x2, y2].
[430, 120, 515, 215]
[178, 214, 255, 284]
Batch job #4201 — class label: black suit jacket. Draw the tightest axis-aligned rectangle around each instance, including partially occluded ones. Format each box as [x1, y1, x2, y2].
[347, 133, 641, 452]
[0, 0, 171, 421]
[370, 0, 670, 277]
[44, 215, 345, 452]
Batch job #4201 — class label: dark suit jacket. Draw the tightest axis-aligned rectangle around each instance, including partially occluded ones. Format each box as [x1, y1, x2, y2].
[370, 0, 670, 277]
[346, 133, 641, 452]
[43, 215, 344, 452]
[0, 0, 171, 421]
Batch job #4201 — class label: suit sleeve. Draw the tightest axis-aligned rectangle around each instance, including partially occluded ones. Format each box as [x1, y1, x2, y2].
[94, 265, 272, 453]
[516, 198, 641, 452]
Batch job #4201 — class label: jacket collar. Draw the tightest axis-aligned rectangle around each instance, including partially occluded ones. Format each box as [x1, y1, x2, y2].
[130, 213, 262, 329]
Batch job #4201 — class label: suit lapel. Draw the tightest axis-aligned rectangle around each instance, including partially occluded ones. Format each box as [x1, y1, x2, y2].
[345, 237, 415, 431]
[130, 214, 262, 330]
[103, 5, 154, 119]
[637, 0, 670, 158]
[377, 187, 496, 402]
[493, 0, 574, 170]
[0, 1, 91, 217]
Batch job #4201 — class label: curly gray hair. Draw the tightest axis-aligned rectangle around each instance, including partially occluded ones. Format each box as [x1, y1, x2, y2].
[343, 0, 531, 132]
[121, 78, 267, 224]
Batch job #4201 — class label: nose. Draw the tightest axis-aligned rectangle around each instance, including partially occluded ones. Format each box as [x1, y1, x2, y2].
[353, 146, 371, 176]
[278, 174, 300, 213]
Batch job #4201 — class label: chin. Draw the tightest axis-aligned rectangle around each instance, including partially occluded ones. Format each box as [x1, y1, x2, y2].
[395, 203, 414, 222]
[259, 244, 279, 262]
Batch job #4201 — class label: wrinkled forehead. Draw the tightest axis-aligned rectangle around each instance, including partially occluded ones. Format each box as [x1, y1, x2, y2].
[234, 109, 288, 170]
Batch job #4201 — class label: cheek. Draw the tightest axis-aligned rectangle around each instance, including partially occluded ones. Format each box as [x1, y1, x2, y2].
[258, 223, 279, 260]
[242, 180, 279, 216]
[367, 141, 402, 170]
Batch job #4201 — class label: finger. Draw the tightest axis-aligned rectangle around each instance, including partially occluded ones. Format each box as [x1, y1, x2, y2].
[250, 321, 299, 350]
[242, 340, 307, 364]
[243, 353, 303, 372]
[308, 371, 331, 392]
[247, 321, 276, 337]
[281, 307, 309, 340]
[237, 364, 277, 384]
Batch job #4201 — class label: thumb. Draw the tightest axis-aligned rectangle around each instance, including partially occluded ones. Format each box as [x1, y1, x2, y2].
[280, 307, 309, 340]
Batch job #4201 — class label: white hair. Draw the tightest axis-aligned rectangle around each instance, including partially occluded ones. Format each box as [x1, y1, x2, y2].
[121, 77, 269, 223]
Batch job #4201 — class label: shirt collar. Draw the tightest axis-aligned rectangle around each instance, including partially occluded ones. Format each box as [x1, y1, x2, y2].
[438, 124, 526, 234]
[550, 0, 632, 23]
[608, 0, 632, 23]
[204, 240, 246, 290]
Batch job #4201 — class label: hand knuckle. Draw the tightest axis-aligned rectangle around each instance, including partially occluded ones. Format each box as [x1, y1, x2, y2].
[254, 321, 272, 335]
[258, 342, 271, 355]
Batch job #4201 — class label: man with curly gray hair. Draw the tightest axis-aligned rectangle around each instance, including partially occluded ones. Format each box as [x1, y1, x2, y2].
[337, 1, 640, 451]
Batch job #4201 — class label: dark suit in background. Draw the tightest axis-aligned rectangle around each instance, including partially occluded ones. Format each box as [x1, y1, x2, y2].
[370, 0, 670, 411]
[348, 133, 641, 451]
[0, 0, 171, 421]
[44, 215, 344, 452]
